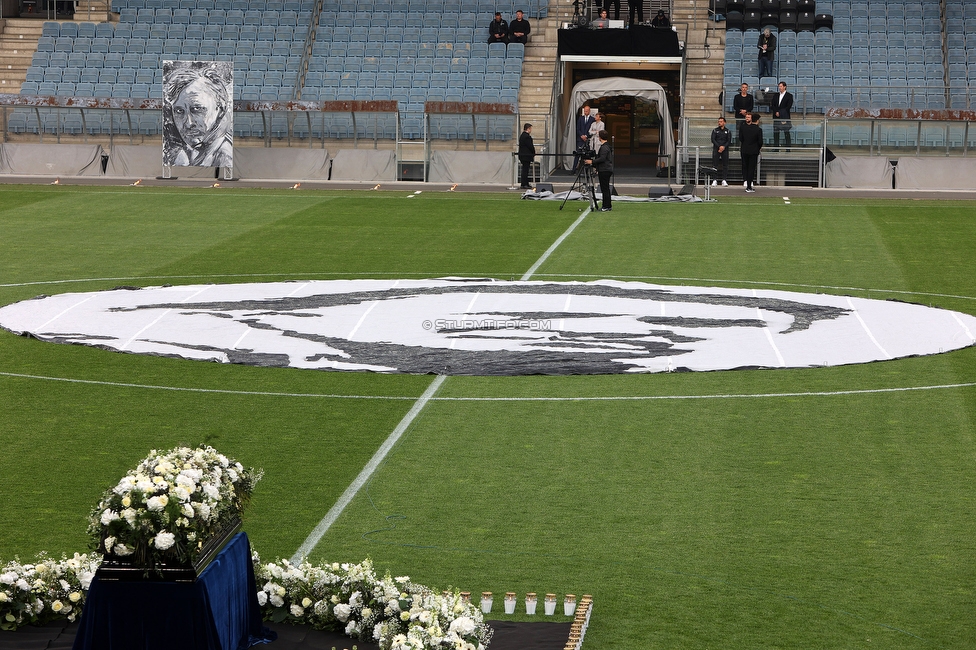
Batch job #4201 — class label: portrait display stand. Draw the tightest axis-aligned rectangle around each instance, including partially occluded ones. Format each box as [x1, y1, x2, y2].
[72, 532, 275, 650]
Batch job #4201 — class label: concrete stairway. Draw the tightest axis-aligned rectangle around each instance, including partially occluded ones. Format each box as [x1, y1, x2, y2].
[517, 3, 562, 146]
[670, 0, 726, 122]
[0, 18, 44, 94]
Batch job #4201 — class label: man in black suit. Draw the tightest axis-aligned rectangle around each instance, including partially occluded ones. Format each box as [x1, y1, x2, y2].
[518, 123, 535, 189]
[584, 130, 614, 211]
[739, 112, 763, 192]
[771, 81, 793, 147]
[732, 82, 754, 142]
[574, 104, 595, 171]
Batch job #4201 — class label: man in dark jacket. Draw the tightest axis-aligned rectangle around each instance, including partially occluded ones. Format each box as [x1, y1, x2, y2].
[574, 104, 595, 171]
[731, 82, 754, 142]
[509, 10, 530, 44]
[771, 80, 794, 147]
[488, 12, 508, 44]
[518, 122, 535, 189]
[710, 116, 731, 186]
[758, 28, 776, 78]
[585, 130, 614, 211]
[739, 112, 763, 192]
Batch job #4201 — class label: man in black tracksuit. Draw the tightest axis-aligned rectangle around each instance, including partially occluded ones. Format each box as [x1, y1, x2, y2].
[710, 116, 731, 185]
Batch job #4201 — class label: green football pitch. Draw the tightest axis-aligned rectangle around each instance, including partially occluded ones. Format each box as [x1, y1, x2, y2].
[1, 185, 975, 648]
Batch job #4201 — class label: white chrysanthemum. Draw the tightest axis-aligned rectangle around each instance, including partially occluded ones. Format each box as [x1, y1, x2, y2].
[181, 503, 195, 518]
[154, 531, 176, 550]
[100, 509, 119, 526]
[113, 544, 133, 557]
[269, 594, 284, 608]
[345, 621, 359, 636]
[121, 509, 137, 526]
[256, 591, 267, 606]
[202, 484, 220, 500]
[15, 579, 29, 591]
[173, 486, 191, 502]
[290, 604, 304, 617]
[349, 591, 362, 607]
[0, 572, 16, 585]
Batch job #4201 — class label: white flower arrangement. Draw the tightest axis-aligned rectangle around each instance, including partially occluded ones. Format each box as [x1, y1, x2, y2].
[0, 553, 99, 631]
[252, 554, 493, 650]
[86, 446, 262, 570]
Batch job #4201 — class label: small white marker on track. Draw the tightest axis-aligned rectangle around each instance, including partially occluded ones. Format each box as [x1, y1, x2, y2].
[783, 196, 791, 204]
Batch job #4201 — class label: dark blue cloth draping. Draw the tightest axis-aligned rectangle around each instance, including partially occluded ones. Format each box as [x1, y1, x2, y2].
[72, 533, 275, 650]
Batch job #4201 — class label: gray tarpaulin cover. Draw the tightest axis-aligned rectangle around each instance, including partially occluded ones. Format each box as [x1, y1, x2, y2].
[232, 147, 330, 180]
[428, 151, 514, 184]
[0, 143, 104, 176]
[1, 279, 974, 376]
[824, 155, 893, 188]
[329, 149, 396, 181]
[105, 146, 217, 178]
[895, 157, 976, 190]
[561, 77, 676, 170]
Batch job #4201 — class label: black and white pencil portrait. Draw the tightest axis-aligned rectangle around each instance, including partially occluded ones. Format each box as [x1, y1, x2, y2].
[162, 61, 234, 168]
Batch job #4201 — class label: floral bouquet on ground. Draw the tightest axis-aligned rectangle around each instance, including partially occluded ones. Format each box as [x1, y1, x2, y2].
[87, 445, 262, 572]
[0, 552, 100, 631]
[253, 555, 493, 650]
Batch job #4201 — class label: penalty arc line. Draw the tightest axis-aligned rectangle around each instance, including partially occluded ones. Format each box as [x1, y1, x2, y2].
[290, 206, 594, 561]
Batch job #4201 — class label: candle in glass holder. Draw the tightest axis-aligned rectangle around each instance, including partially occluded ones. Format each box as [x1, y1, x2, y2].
[544, 593, 557, 615]
[564, 594, 577, 616]
[504, 592, 517, 614]
[480, 592, 493, 614]
[525, 592, 537, 615]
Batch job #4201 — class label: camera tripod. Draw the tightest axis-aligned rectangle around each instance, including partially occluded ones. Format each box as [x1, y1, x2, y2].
[560, 159, 599, 211]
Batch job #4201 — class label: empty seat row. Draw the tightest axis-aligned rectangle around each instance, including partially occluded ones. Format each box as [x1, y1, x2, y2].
[113, 0, 314, 10]
[118, 8, 311, 26]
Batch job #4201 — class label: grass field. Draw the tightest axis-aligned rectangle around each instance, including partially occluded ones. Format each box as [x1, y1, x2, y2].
[1, 185, 975, 648]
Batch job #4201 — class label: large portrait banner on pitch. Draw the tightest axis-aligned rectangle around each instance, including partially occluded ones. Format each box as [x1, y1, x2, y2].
[162, 60, 234, 168]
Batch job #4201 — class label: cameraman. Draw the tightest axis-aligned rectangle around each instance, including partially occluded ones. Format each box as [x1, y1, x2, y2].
[584, 130, 613, 212]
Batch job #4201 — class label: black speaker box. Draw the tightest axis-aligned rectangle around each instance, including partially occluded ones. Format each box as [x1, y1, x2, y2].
[647, 186, 674, 198]
[535, 182, 554, 192]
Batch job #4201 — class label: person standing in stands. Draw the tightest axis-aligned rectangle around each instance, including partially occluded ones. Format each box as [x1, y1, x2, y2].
[588, 111, 605, 153]
[771, 80, 793, 147]
[710, 116, 730, 186]
[628, 0, 645, 25]
[585, 130, 614, 212]
[518, 122, 535, 189]
[757, 27, 776, 78]
[739, 112, 762, 192]
[509, 9, 530, 44]
[488, 12, 508, 44]
[574, 104, 595, 171]
[651, 9, 671, 27]
[732, 82, 754, 142]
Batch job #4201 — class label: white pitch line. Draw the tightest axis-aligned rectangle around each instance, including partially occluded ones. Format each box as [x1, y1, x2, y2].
[847, 297, 891, 359]
[520, 207, 593, 281]
[35, 295, 94, 331]
[290, 206, 595, 560]
[289, 374, 447, 564]
[951, 312, 975, 342]
[2, 370, 976, 402]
